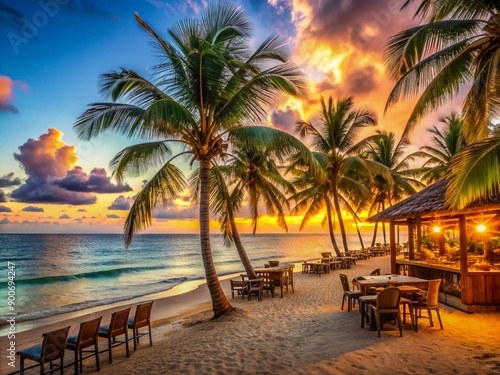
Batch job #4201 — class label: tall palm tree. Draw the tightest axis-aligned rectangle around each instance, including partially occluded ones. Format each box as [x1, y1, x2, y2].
[364, 131, 425, 244]
[295, 97, 389, 253]
[384, 0, 499, 208]
[418, 114, 466, 183]
[73, 3, 307, 318]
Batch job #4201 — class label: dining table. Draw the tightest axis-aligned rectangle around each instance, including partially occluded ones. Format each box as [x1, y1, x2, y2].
[352, 274, 429, 295]
[253, 264, 294, 298]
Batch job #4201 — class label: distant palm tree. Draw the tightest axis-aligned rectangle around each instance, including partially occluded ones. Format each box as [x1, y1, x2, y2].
[295, 97, 389, 253]
[418, 114, 466, 183]
[73, 3, 307, 318]
[364, 131, 425, 244]
[384, 0, 499, 209]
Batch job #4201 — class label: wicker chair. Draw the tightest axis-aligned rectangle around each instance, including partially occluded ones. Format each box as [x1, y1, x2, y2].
[369, 287, 403, 337]
[409, 279, 443, 332]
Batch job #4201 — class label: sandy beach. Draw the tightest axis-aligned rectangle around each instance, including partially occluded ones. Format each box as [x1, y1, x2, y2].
[3, 255, 500, 375]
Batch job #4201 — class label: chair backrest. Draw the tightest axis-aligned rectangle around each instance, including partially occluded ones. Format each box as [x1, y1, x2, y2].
[132, 302, 153, 328]
[339, 274, 350, 292]
[370, 268, 381, 276]
[109, 307, 131, 337]
[426, 279, 441, 307]
[377, 287, 401, 310]
[77, 317, 102, 349]
[41, 326, 70, 362]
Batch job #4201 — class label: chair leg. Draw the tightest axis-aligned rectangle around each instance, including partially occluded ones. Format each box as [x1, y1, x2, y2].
[427, 308, 434, 327]
[341, 295, 345, 310]
[125, 331, 130, 358]
[108, 336, 113, 364]
[436, 308, 443, 329]
[74, 350, 79, 375]
[95, 340, 100, 371]
[397, 312, 402, 337]
[60, 358, 64, 375]
[149, 325, 153, 346]
[375, 312, 381, 338]
[132, 329, 137, 351]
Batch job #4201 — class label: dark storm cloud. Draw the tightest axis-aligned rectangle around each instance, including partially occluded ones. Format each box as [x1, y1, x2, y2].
[54, 167, 132, 193]
[0, 172, 21, 187]
[59, 214, 70, 219]
[0, 206, 12, 212]
[108, 195, 133, 211]
[301, 0, 417, 52]
[271, 107, 302, 133]
[344, 65, 378, 96]
[22, 205, 44, 212]
[0, 190, 6, 202]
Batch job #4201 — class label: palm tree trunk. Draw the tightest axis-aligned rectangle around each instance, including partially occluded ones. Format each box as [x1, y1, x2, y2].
[326, 199, 341, 256]
[332, 177, 349, 252]
[371, 201, 381, 246]
[229, 210, 258, 279]
[382, 201, 387, 243]
[354, 218, 365, 250]
[199, 158, 233, 319]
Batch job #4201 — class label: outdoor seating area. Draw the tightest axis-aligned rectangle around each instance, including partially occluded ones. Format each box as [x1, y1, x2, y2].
[14, 302, 154, 375]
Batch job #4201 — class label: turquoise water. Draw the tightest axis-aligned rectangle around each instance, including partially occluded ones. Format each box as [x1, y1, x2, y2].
[0, 233, 374, 323]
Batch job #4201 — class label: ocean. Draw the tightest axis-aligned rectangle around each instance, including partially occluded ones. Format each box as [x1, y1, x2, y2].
[0, 232, 376, 328]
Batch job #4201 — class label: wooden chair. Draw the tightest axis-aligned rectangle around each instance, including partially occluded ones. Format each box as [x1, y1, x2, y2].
[409, 279, 443, 332]
[370, 287, 403, 337]
[246, 279, 264, 301]
[66, 316, 101, 375]
[17, 326, 70, 375]
[230, 279, 247, 299]
[370, 268, 381, 276]
[98, 307, 131, 364]
[339, 273, 361, 312]
[128, 301, 154, 351]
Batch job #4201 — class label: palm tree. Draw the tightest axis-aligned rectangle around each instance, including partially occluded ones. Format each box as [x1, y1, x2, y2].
[364, 131, 425, 244]
[73, 3, 307, 318]
[418, 114, 466, 183]
[205, 141, 294, 278]
[384, 0, 499, 208]
[295, 97, 388, 253]
[446, 124, 500, 208]
[385, 0, 499, 140]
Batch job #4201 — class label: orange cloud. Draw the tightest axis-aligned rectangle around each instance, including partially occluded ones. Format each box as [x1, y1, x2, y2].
[0, 75, 27, 113]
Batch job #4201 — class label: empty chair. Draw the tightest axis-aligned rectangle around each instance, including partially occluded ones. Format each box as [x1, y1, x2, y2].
[370, 287, 403, 337]
[409, 279, 443, 332]
[370, 268, 381, 276]
[66, 316, 102, 374]
[128, 301, 154, 351]
[98, 307, 131, 364]
[230, 279, 247, 299]
[17, 326, 70, 375]
[339, 274, 361, 312]
[246, 279, 264, 301]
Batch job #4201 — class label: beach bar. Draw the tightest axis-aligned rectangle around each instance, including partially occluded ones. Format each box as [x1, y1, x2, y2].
[369, 180, 500, 312]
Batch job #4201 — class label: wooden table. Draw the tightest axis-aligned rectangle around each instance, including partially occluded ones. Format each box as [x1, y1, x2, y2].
[301, 261, 329, 276]
[254, 265, 293, 298]
[353, 274, 429, 295]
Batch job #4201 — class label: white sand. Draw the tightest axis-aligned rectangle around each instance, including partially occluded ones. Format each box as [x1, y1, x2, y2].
[3, 255, 500, 375]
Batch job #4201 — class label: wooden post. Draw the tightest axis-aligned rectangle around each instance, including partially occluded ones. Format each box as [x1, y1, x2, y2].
[459, 214, 468, 275]
[416, 216, 422, 252]
[390, 219, 396, 274]
[408, 218, 414, 260]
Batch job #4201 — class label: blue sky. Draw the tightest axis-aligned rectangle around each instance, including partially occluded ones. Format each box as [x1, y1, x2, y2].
[1, 0, 457, 233]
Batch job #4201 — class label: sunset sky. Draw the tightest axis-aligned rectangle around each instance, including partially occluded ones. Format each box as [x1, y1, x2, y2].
[0, 0, 463, 234]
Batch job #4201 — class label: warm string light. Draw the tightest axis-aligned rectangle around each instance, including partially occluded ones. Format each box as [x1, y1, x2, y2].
[433, 226, 441, 233]
[476, 224, 486, 233]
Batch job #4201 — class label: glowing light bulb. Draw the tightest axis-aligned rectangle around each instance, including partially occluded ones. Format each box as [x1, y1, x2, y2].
[433, 226, 441, 233]
[477, 224, 486, 232]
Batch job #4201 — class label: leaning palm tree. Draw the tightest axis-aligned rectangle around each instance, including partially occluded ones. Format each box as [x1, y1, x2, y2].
[364, 131, 425, 244]
[418, 113, 466, 183]
[384, 0, 499, 208]
[73, 3, 307, 318]
[295, 97, 388, 253]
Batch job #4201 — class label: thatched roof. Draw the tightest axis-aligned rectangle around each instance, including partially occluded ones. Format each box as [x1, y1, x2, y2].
[369, 179, 500, 222]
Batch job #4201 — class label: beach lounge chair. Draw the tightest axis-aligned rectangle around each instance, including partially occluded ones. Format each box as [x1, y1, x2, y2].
[66, 316, 102, 374]
[409, 279, 443, 332]
[98, 307, 131, 364]
[369, 287, 403, 337]
[17, 326, 70, 375]
[340, 274, 361, 312]
[128, 301, 154, 351]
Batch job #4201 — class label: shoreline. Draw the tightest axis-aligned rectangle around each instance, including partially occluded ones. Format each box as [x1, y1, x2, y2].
[3, 256, 499, 374]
